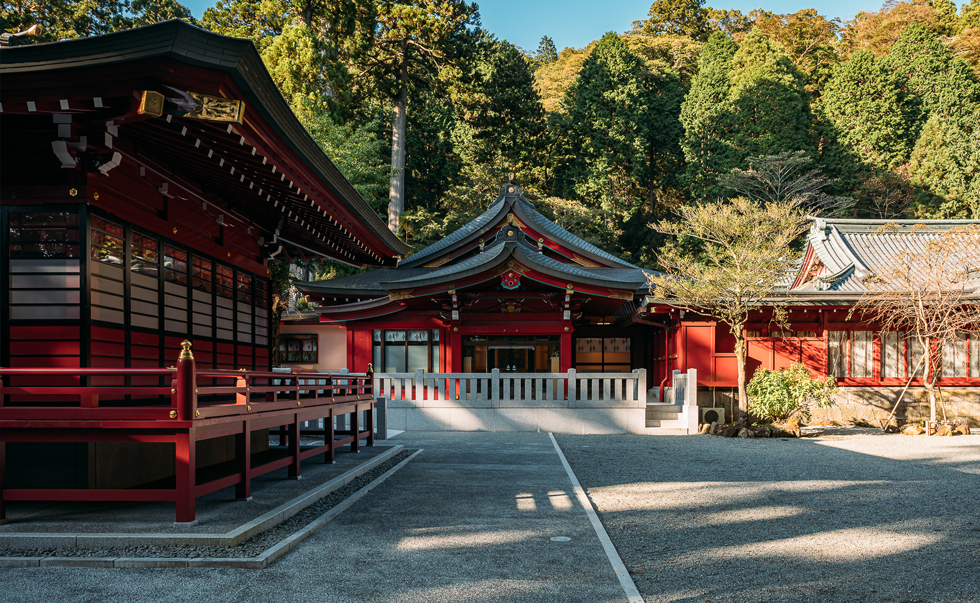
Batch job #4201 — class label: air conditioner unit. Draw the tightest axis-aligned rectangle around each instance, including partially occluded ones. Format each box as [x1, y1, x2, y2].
[701, 407, 725, 424]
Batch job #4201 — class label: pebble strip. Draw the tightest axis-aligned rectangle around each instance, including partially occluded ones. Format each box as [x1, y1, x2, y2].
[0, 450, 416, 562]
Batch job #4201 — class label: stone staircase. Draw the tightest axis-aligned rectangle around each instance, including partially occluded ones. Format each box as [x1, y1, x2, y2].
[643, 403, 692, 435]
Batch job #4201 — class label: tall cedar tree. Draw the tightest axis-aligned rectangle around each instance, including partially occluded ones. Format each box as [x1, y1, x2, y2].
[883, 24, 980, 129]
[679, 32, 738, 199]
[821, 50, 917, 170]
[909, 111, 980, 217]
[680, 30, 813, 200]
[557, 32, 682, 264]
[649, 197, 808, 423]
[354, 0, 480, 234]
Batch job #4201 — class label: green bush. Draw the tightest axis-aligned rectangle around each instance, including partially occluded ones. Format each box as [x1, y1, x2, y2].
[747, 362, 836, 423]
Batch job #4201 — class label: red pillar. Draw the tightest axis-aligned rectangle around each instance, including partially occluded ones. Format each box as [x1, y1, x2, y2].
[560, 329, 573, 372]
[450, 327, 462, 373]
[175, 428, 196, 523]
[0, 441, 7, 524]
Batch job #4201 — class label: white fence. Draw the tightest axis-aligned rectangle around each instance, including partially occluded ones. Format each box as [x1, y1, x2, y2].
[373, 368, 651, 434]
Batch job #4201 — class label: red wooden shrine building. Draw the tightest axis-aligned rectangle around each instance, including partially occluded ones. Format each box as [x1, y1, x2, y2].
[0, 20, 410, 523]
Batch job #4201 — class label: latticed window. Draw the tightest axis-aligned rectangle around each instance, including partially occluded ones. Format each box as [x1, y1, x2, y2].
[372, 329, 440, 373]
[828, 330, 874, 378]
[90, 216, 124, 265]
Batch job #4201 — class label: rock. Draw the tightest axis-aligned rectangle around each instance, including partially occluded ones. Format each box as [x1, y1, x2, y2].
[773, 422, 801, 438]
[935, 424, 953, 436]
[901, 424, 925, 436]
[723, 425, 740, 437]
[709, 422, 719, 435]
[738, 428, 753, 438]
[699, 423, 711, 435]
[755, 427, 772, 438]
[955, 424, 971, 436]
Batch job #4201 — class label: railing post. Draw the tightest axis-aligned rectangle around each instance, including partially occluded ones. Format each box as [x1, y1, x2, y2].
[174, 340, 197, 421]
[491, 368, 500, 408]
[636, 368, 647, 407]
[415, 368, 424, 403]
[567, 369, 576, 404]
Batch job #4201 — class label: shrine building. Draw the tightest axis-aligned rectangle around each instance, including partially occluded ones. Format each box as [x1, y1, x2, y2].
[0, 20, 409, 523]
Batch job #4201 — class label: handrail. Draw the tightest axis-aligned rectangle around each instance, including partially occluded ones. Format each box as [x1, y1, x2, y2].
[0, 341, 373, 420]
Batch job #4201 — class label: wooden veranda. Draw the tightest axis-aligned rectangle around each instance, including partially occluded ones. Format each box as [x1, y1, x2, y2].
[0, 342, 375, 524]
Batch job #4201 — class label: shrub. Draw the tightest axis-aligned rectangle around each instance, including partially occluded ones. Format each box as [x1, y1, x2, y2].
[747, 362, 836, 423]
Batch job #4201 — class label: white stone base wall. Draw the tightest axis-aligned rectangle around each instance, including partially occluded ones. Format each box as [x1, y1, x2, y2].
[810, 387, 980, 426]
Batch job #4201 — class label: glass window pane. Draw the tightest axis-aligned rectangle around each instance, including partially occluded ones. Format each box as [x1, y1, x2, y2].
[90, 216, 124, 265]
[9, 211, 80, 258]
[972, 333, 980, 377]
[131, 232, 159, 275]
[432, 343, 440, 372]
[192, 257, 213, 292]
[386, 330, 406, 342]
[385, 345, 406, 373]
[216, 264, 234, 298]
[164, 245, 188, 284]
[407, 345, 427, 372]
[882, 331, 905, 379]
[408, 330, 428, 342]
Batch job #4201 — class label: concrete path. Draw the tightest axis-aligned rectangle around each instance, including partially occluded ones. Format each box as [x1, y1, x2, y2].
[0, 432, 632, 603]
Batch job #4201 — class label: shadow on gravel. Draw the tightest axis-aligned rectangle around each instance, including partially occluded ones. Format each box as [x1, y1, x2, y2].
[556, 433, 980, 603]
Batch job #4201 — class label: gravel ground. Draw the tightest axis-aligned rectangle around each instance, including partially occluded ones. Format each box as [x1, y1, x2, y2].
[0, 450, 414, 560]
[555, 431, 980, 603]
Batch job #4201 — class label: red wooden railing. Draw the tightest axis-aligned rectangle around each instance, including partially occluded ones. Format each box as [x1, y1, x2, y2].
[0, 341, 375, 524]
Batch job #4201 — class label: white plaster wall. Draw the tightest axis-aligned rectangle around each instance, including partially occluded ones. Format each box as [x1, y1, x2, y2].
[279, 323, 347, 371]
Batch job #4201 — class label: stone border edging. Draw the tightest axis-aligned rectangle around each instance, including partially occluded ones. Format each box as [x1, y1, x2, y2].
[0, 445, 405, 551]
[0, 448, 422, 569]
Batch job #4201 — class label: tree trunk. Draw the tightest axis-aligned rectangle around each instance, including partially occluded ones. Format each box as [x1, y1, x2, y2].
[387, 48, 409, 234]
[735, 334, 748, 424]
[924, 344, 936, 427]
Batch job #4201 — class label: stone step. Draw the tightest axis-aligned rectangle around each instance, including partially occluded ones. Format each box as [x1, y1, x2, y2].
[638, 427, 690, 436]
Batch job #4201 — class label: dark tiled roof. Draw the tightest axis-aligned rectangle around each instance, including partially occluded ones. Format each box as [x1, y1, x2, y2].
[515, 197, 638, 269]
[793, 218, 980, 293]
[398, 197, 508, 268]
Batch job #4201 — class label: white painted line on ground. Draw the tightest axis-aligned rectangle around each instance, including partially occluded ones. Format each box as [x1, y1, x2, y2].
[549, 432, 644, 603]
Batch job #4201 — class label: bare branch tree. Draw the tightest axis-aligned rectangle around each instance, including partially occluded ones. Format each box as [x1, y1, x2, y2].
[851, 224, 980, 426]
[717, 150, 856, 216]
[649, 197, 809, 423]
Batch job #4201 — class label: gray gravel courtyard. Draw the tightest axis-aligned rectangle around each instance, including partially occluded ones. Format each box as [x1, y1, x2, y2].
[556, 430, 980, 603]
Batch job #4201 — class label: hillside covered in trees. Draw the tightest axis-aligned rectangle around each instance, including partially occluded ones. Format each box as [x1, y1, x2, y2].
[5, 0, 980, 268]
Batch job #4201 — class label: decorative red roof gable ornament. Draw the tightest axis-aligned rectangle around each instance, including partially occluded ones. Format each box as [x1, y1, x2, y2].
[501, 270, 521, 290]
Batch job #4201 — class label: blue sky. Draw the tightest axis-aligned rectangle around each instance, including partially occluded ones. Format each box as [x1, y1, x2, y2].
[182, 0, 887, 52]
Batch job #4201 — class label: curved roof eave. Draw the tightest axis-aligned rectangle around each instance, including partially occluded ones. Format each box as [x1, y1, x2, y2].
[0, 19, 411, 260]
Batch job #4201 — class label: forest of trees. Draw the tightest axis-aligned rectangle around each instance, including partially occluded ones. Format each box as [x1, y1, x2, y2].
[4, 0, 980, 268]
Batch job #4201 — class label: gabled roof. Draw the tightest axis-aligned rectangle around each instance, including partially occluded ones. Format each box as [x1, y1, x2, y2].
[297, 224, 653, 300]
[790, 218, 980, 294]
[398, 183, 637, 269]
[0, 19, 411, 265]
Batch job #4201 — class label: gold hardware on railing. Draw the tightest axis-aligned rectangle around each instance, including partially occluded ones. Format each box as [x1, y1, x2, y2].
[194, 389, 198, 394]
[246, 405, 252, 412]
[179, 340, 194, 360]
[171, 388, 176, 394]
[195, 410, 200, 418]
[169, 410, 178, 419]
[297, 401, 301, 407]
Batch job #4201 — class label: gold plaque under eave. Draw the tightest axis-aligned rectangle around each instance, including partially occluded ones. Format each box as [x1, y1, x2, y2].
[138, 90, 165, 117]
[184, 91, 244, 123]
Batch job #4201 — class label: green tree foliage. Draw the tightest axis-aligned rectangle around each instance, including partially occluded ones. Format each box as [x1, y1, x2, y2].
[844, 0, 957, 56]
[707, 8, 752, 38]
[533, 44, 594, 113]
[531, 35, 558, 68]
[554, 32, 684, 264]
[633, 0, 710, 41]
[747, 363, 836, 423]
[821, 50, 917, 170]
[624, 34, 703, 86]
[679, 31, 738, 199]
[649, 197, 809, 423]
[1, 0, 191, 41]
[883, 24, 980, 128]
[353, 0, 481, 233]
[680, 30, 813, 199]
[750, 9, 841, 95]
[908, 111, 980, 217]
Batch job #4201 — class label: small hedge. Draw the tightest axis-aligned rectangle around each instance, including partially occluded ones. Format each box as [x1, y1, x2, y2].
[747, 362, 836, 423]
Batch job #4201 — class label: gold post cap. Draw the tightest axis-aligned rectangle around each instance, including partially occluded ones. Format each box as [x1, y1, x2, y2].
[179, 340, 194, 360]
